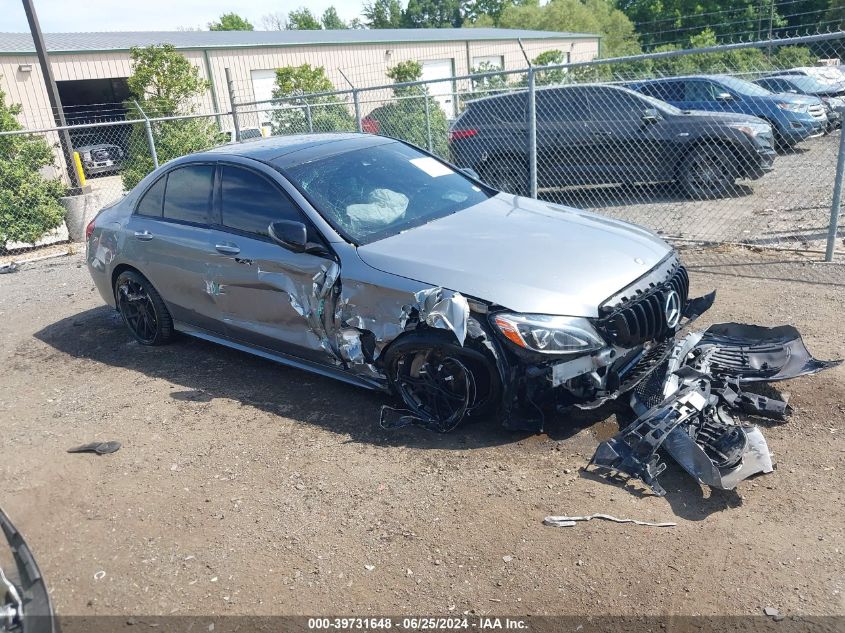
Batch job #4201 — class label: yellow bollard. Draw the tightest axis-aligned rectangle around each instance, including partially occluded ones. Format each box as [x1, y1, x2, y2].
[72, 151, 87, 187]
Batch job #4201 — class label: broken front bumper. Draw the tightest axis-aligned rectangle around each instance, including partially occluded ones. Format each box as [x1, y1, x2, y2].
[588, 322, 841, 496]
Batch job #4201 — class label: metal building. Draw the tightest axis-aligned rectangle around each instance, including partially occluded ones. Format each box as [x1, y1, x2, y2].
[0, 28, 600, 128]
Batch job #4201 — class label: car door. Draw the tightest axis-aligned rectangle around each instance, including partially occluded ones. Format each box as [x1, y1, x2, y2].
[535, 87, 592, 186]
[581, 87, 665, 183]
[207, 163, 339, 363]
[683, 79, 737, 114]
[124, 163, 222, 333]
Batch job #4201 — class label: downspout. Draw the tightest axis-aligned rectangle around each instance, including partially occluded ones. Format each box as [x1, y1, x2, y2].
[203, 49, 222, 128]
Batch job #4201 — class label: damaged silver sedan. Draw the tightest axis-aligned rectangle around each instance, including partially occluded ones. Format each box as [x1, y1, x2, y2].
[87, 133, 718, 431]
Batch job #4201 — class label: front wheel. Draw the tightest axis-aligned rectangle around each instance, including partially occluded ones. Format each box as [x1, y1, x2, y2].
[383, 333, 502, 432]
[679, 146, 735, 199]
[115, 270, 174, 345]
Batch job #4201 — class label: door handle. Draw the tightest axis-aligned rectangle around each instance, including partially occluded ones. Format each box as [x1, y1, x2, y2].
[215, 243, 241, 255]
[134, 230, 153, 241]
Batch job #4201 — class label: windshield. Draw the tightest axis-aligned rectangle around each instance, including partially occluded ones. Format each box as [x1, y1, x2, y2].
[717, 75, 773, 97]
[780, 75, 832, 93]
[637, 91, 683, 115]
[279, 141, 493, 245]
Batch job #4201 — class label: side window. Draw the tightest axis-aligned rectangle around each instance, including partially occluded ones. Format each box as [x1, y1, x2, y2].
[220, 166, 305, 238]
[588, 88, 646, 121]
[537, 89, 588, 123]
[645, 81, 683, 102]
[685, 81, 718, 102]
[163, 165, 214, 224]
[136, 176, 165, 217]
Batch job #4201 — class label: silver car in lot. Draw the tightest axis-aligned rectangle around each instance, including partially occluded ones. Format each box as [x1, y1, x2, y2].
[86, 134, 706, 431]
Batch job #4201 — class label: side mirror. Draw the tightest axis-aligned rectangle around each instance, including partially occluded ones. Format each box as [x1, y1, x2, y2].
[641, 108, 660, 123]
[715, 92, 734, 101]
[461, 167, 481, 180]
[269, 220, 307, 253]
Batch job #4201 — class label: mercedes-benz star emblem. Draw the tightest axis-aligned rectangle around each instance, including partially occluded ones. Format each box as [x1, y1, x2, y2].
[664, 290, 681, 328]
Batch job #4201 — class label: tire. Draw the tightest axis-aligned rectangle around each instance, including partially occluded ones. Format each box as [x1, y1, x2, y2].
[679, 145, 736, 199]
[383, 331, 502, 431]
[114, 270, 174, 346]
[481, 157, 529, 196]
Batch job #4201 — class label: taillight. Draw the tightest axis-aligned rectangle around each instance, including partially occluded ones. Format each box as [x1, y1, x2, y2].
[85, 218, 96, 240]
[449, 129, 478, 142]
[362, 117, 380, 134]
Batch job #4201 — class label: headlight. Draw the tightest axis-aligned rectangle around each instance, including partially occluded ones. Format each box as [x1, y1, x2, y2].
[492, 313, 605, 354]
[777, 102, 808, 113]
[727, 123, 769, 137]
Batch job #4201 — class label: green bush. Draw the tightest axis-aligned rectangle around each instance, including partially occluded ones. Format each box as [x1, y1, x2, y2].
[0, 85, 66, 245]
[270, 64, 354, 135]
[121, 45, 219, 191]
[365, 60, 450, 158]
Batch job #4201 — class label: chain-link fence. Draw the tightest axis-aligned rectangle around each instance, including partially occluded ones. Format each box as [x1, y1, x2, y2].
[2, 32, 844, 269]
[230, 31, 845, 265]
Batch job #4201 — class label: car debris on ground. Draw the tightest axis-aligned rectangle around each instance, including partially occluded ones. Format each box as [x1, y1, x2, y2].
[67, 440, 122, 455]
[0, 262, 19, 274]
[543, 513, 677, 528]
[588, 323, 840, 496]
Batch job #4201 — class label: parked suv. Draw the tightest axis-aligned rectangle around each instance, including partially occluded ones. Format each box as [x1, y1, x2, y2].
[628, 75, 826, 148]
[754, 74, 845, 130]
[449, 84, 776, 199]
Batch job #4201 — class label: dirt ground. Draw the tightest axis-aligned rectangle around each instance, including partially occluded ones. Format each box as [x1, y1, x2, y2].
[0, 249, 843, 621]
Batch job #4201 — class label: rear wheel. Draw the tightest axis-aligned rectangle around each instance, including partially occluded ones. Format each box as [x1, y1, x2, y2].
[114, 270, 174, 346]
[679, 146, 735, 199]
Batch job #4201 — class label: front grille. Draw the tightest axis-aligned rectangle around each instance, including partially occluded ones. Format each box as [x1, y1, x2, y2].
[809, 105, 826, 120]
[599, 266, 689, 347]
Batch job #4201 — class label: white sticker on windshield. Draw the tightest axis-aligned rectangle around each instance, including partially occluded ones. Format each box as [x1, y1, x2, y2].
[409, 157, 454, 178]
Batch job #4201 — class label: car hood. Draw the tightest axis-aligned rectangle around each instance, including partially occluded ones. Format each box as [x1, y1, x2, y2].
[771, 92, 821, 106]
[356, 194, 673, 318]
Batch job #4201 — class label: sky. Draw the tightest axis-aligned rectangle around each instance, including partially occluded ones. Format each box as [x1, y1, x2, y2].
[0, 0, 364, 32]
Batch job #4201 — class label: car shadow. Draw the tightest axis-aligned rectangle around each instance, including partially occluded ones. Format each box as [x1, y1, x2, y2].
[35, 306, 603, 452]
[35, 307, 768, 519]
[538, 181, 755, 209]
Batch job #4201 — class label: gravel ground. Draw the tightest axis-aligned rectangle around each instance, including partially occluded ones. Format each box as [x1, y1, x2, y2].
[0, 250, 843, 622]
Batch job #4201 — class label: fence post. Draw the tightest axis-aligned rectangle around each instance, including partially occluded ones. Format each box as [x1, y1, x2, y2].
[304, 101, 313, 133]
[134, 100, 159, 170]
[225, 67, 241, 142]
[527, 67, 538, 199]
[424, 94, 433, 152]
[352, 89, 363, 133]
[826, 128, 845, 261]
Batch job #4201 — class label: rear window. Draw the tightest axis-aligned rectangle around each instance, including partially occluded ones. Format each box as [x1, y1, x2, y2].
[163, 165, 214, 225]
[465, 93, 525, 123]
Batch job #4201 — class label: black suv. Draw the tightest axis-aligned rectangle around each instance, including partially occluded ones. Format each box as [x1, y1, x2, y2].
[449, 84, 776, 198]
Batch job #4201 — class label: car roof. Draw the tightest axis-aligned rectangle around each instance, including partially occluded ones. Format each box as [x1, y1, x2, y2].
[201, 132, 387, 162]
[633, 75, 731, 84]
[465, 82, 642, 106]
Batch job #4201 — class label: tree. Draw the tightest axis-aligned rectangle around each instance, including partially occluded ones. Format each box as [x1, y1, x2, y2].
[365, 60, 450, 157]
[462, 60, 512, 106]
[208, 12, 254, 31]
[499, 0, 641, 58]
[617, 0, 784, 49]
[261, 12, 286, 30]
[321, 6, 347, 29]
[122, 45, 218, 190]
[287, 7, 323, 30]
[401, 0, 464, 27]
[0, 84, 66, 244]
[363, 0, 403, 28]
[270, 64, 354, 134]
[462, 0, 512, 26]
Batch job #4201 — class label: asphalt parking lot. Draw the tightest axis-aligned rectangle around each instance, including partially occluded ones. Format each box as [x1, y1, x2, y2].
[0, 249, 843, 621]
